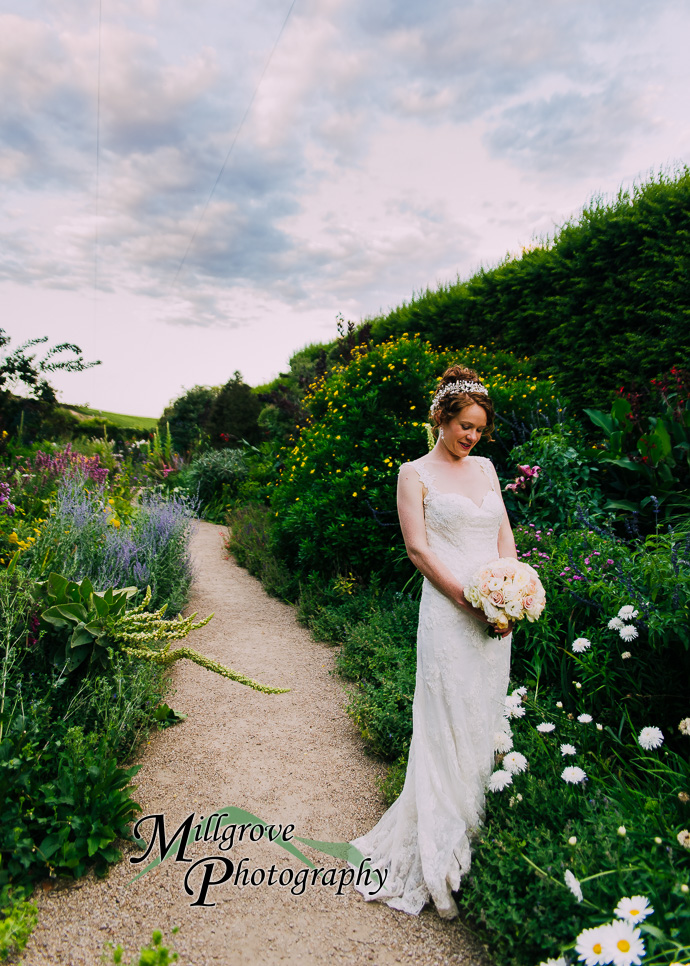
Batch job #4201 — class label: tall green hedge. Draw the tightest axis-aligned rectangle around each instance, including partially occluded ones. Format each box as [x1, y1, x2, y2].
[369, 168, 690, 409]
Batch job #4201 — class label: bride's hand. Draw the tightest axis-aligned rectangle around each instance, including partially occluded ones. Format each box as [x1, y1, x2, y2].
[459, 596, 514, 638]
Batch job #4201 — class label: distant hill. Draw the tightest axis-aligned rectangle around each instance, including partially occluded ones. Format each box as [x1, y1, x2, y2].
[63, 405, 158, 431]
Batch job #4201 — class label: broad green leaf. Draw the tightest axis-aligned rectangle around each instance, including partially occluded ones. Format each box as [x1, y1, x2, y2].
[603, 498, 640, 512]
[611, 396, 632, 425]
[55, 603, 89, 623]
[583, 408, 613, 435]
[47, 573, 70, 599]
[71, 628, 96, 649]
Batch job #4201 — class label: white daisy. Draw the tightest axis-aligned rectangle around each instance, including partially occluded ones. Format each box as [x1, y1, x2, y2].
[619, 625, 638, 642]
[618, 605, 639, 620]
[638, 726, 664, 750]
[601, 918, 645, 965]
[621, 651, 631, 660]
[506, 704, 526, 719]
[564, 868, 583, 902]
[562, 766, 587, 784]
[572, 637, 591, 653]
[614, 895, 654, 923]
[556, 701, 563, 708]
[560, 743, 577, 756]
[578, 714, 593, 724]
[503, 751, 528, 774]
[512, 686, 528, 696]
[677, 829, 690, 849]
[494, 730, 514, 754]
[678, 717, 690, 736]
[538, 959, 568, 966]
[536, 722, 556, 733]
[487, 769, 513, 792]
[575, 924, 612, 966]
[608, 616, 624, 630]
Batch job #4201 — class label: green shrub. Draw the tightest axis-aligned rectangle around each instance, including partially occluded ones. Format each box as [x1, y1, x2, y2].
[583, 370, 690, 526]
[511, 519, 690, 744]
[158, 385, 219, 456]
[104, 927, 180, 965]
[501, 423, 607, 530]
[0, 884, 37, 962]
[182, 448, 248, 509]
[457, 687, 690, 965]
[270, 334, 557, 586]
[0, 712, 141, 885]
[225, 503, 296, 601]
[306, 587, 418, 761]
[207, 372, 262, 449]
[368, 168, 690, 411]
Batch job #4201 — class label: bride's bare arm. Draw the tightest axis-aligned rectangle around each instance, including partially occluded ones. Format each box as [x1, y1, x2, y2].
[397, 465, 490, 621]
[487, 461, 518, 559]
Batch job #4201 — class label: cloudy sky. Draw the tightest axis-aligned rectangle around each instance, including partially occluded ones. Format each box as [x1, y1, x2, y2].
[2, 0, 689, 416]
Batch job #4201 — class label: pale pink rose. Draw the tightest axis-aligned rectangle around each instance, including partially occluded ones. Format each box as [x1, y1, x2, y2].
[480, 580, 492, 596]
[525, 598, 545, 619]
[522, 595, 534, 610]
[490, 590, 505, 606]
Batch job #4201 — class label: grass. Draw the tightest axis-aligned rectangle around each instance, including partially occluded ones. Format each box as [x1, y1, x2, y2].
[61, 405, 158, 431]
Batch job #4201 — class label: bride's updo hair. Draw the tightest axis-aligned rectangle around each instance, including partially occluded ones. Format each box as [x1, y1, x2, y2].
[429, 365, 495, 442]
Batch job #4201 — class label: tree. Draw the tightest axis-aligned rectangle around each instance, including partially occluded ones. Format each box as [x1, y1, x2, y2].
[207, 371, 262, 448]
[158, 385, 220, 456]
[0, 329, 100, 439]
[0, 330, 100, 404]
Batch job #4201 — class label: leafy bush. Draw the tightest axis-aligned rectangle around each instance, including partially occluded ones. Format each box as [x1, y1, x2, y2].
[104, 927, 180, 966]
[510, 519, 690, 739]
[0, 885, 37, 962]
[206, 371, 262, 449]
[458, 687, 690, 966]
[225, 503, 296, 601]
[501, 424, 607, 530]
[182, 448, 248, 510]
[270, 334, 557, 586]
[584, 368, 690, 526]
[0, 712, 141, 884]
[368, 168, 690, 411]
[158, 385, 219, 456]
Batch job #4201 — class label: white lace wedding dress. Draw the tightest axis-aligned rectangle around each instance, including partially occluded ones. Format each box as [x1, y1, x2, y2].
[349, 455, 512, 919]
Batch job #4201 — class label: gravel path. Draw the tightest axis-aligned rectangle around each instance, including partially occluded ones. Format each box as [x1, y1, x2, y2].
[21, 522, 493, 966]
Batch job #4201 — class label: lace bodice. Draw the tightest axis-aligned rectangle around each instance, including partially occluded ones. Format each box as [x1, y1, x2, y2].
[405, 455, 504, 585]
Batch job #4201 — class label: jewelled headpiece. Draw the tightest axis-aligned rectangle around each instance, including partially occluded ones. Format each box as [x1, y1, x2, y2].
[429, 380, 488, 414]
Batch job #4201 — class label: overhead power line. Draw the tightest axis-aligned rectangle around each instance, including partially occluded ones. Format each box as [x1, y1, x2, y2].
[172, 0, 298, 289]
[94, 0, 103, 311]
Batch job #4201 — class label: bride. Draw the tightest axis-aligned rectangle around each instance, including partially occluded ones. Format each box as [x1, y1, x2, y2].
[350, 365, 517, 919]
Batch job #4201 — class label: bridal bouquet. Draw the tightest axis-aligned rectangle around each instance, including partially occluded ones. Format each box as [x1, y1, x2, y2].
[464, 558, 545, 631]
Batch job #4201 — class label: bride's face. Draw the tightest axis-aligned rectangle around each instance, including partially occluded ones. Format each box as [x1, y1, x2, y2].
[441, 403, 487, 458]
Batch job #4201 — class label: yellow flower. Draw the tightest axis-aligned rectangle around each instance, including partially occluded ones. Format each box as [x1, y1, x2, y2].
[8, 533, 19, 544]
[352, 492, 357, 497]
